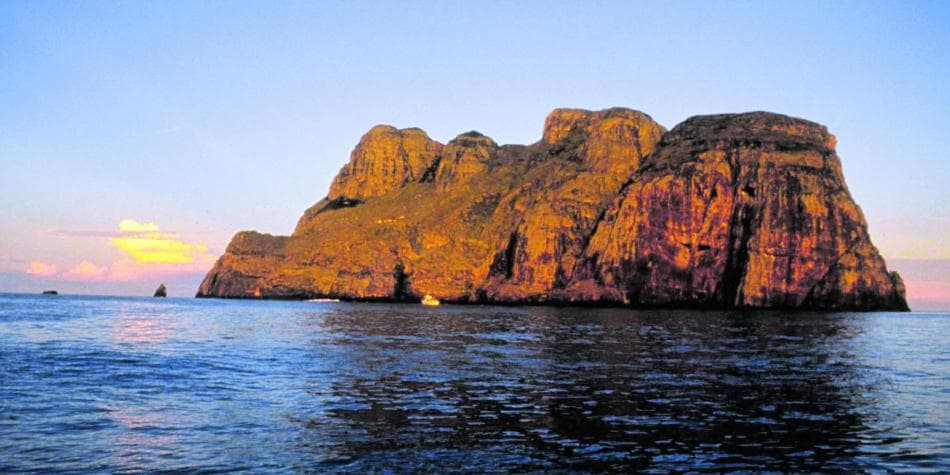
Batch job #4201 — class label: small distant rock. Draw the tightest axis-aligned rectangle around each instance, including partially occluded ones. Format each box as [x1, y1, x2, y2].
[41, 290, 58, 295]
[153, 284, 167, 298]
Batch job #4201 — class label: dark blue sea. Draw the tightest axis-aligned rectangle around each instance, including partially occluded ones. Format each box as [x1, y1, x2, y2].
[0, 293, 947, 472]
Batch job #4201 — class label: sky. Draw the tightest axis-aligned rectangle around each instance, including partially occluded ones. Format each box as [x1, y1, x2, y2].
[1, 1, 948, 307]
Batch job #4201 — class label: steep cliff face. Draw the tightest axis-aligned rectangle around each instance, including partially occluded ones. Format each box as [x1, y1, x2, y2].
[434, 132, 497, 193]
[197, 108, 907, 311]
[198, 231, 291, 297]
[570, 112, 907, 310]
[483, 108, 665, 301]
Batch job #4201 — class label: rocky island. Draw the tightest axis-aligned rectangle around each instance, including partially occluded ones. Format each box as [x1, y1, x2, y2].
[197, 108, 908, 311]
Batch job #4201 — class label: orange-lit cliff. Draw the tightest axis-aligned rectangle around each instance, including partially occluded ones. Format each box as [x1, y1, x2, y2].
[197, 108, 908, 311]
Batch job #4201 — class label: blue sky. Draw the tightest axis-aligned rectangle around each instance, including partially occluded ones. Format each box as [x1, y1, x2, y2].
[0, 1, 948, 301]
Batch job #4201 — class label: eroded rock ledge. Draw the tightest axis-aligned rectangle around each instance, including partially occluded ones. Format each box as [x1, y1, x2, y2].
[197, 108, 907, 311]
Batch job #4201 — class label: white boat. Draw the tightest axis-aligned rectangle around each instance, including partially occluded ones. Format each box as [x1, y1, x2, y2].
[307, 298, 341, 303]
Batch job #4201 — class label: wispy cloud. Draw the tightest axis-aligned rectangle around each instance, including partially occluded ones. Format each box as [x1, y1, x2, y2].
[62, 260, 107, 280]
[111, 219, 213, 264]
[1, 258, 30, 264]
[118, 219, 160, 233]
[47, 220, 179, 238]
[905, 281, 950, 302]
[28, 219, 218, 284]
[111, 235, 209, 264]
[108, 256, 215, 282]
[158, 126, 182, 135]
[26, 261, 58, 276]
[45, 228, 118, 238]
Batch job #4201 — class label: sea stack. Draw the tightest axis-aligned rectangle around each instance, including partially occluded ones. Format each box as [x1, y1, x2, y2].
[197, 108, 907, 311]
[154, 284, 167, 298]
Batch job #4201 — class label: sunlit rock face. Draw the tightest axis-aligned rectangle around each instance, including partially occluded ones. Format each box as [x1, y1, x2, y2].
[197, 108, 907, 311]
[197, 231, 292, 298]
[483, 108, 666, 301]
[571, 112, 907, 310]
[434, 132, 497, 193]
[328, 125, 442, 201]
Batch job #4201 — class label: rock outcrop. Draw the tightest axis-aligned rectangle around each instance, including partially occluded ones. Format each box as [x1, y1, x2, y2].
[197, 108, 907, 311]
[434, 132, 497, 193]
[153, 284, 167, 298]
[569, 113, 906, 310]
[483, 108, 665, 301]
[328, 125, 442, 201]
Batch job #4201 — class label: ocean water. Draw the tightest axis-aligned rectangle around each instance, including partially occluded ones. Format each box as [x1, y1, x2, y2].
[0, 294, 947, 472]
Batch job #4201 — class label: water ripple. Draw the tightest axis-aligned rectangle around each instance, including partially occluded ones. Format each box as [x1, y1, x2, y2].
[0, 294, 947, 472]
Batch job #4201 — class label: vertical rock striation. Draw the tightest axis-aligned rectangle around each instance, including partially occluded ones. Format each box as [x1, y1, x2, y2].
[197, 108, 907, 311]
[434, 132, 497, 193]
[483, 108, 665, 301]
[571, 112, 907, 310]
[328, 125, 442, 201]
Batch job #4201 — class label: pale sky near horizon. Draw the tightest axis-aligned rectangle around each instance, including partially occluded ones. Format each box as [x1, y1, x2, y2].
[1, 1, 948, 305]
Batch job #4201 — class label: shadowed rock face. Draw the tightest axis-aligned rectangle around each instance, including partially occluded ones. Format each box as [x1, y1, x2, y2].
[197, 108, 907, 311]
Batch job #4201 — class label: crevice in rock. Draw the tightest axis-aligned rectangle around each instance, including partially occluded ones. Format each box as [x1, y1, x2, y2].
[392, 261, 412, 302]
[419, 156, 441, 183]
[721, 194, 756, 307]
[503, 232, 519, 279]
[317, 196, 365, 214]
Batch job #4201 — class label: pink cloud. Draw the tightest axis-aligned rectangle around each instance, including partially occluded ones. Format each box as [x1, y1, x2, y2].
[62, 260, 107, 281]
[32, 219, 220, 285]
[45, 229, 118, 238]
[26, 261, 58, 276]
[904, 280, 950, 303]
[107, 257, 216, 282]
